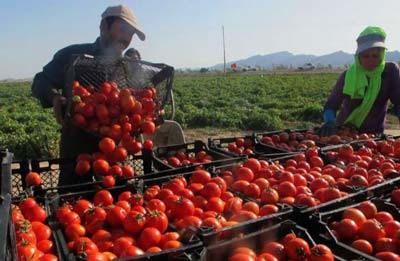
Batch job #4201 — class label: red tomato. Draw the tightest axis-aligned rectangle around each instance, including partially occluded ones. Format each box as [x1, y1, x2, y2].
[351, 239, 373, 255]
[94, 190, 113, 206]
[359, 219, 386, 242]
[171, 198, 195, 220]
[25, 172, 43, 187]
[206, 197, 225, 213]
[309, 244, 334, 261]
[106, 206, 127, 228]
[261, 241, 286, 260]
[144, 210, 168, 233]
[342, 208, 367, 227]
[357, 201, 378, 219]
[286, 238, 310, 260]
[138, 227, 161, 251]
[235, 167, 255, 182]
[335, 219, 358, 240]
[123, 211, 146, 234]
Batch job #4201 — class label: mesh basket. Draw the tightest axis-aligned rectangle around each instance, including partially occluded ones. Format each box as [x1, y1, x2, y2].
[64, 54, 174, 124]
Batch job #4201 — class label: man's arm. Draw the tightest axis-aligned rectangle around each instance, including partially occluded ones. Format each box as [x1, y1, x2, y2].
[31, 48, 70, 108]
[32, 48, 71, 125]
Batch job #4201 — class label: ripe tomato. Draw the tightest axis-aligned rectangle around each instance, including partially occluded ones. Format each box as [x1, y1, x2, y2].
[375, 212, 394, 224]
[121, 245, 145, 257]
[75, 160, 91, 176]
[113, 236, 134, 256]
[224, 197, 243, 215]
[175, 216, 202, 230]
[375, 238, 397, 253]
[147, 199, 166, 212]
[102, 175, 115, 188]
[17, 242, 37, 261]
[145, 210, 168, 233]
[351, 239, 373, 255]
[242, 202, 259, 215]
[94, 190, 114, 206]
[359, 219, 386, 242]
[259, 204, 279, 216]
[40, 253, 58, 261]
[138, 227, 161, 251]
[74, 237, 99, 255]
[123, 211, 146, 234]
[121, 165, 135, 178]
[93, 159, 110, 176]
[143, 140, 154, 150]
[309, 244, 334, 261]
[25, 172, 42, 187]
[342, 208, 367, 227]
[31, 222, 51, 242]
[261, 242, 286, 260]
[357, 201, 378, 219]
[335, 219, 358, 240]
[159, 232, 180, 248]
[260, 188, 279, 204]
[201, 182, 222, 199]
[244, 183, 261, 198]
[190, 170, 212, 184]
[65, 223, 86, 241]
[243, 159, 261, 173]
[286, 238, 310, 260]
[277, 181, 297, 198]
[375, 252, 400, 261]
[235, 167, 255, 182]
[162, 240, 182, 250]
[141, 121, 156, 134]
[229, 210, 258, 222]
[206, 197, 225, 213]
[106, 206, 127, 228]
[37, 239, 54, 254]
[202, 217, 222, 230]
[384, 220, 400, 238]
[25, 205, 47, 223]
[171, 198, 195, 220]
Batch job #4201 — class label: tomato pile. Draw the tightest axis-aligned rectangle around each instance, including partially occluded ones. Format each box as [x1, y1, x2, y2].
[72, 81, 158, 140]
[162, 151, 215, 168]
[67, 81, 164, 183]
[259, 130, 374, 152]
[220, 155, 350, 208]
[226, 138, 255, 155]
[328, 201, 400, 260]
[12, 198, 58, 261]
[228, 235, 334, 261]
[74, 137, 139, 186]
[55, 189, 184, 260]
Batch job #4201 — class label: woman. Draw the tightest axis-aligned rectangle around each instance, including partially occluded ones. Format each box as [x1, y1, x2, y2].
[320, 26, 400, 136]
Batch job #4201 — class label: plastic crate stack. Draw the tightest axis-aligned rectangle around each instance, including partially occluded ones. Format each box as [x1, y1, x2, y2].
[5, 131, 400, 260]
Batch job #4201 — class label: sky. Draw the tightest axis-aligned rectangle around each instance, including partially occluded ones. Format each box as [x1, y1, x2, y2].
[1, 0, 400, 79]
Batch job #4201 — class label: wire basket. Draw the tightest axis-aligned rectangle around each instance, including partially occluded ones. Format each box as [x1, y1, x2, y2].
[64, 54, 174, 125]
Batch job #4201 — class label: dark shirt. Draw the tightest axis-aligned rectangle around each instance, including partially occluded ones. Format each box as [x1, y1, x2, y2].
[324, 62, 400, 133]
[31, 37, 102, 108]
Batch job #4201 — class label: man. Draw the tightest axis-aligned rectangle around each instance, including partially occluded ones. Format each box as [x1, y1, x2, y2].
[32, 5, 145, 185]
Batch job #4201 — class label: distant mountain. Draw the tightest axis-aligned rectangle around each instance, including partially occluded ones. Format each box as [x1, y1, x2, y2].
[211, 50, 400, 69]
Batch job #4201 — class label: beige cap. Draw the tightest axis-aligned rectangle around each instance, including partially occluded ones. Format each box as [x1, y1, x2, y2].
[102, 5, 145, 41]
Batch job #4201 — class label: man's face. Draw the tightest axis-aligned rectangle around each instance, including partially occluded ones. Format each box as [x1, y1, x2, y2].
[101, 18, 135, 55]
[359, 47, 384, 71]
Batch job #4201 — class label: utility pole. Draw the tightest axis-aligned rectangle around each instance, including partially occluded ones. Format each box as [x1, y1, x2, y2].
[222, 25, 226, 75]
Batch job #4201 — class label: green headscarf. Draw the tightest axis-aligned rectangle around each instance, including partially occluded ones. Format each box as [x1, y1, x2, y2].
[343, 26, 387, 128]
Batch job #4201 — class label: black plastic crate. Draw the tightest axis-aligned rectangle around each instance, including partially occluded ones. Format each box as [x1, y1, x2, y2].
[152, 140, 245, 172]
[64, 55, 174, 125]
[200, 220, 367, 261]
[1, 150, 12, 198]
[7, 195, 64, 261]
[0, 194, 11, 261]
[208, 135, 258, 157]
[316, 198, 399, 261]
[11, 153, 166, 198]
[138, 165, 293, 246]
[45, 184, 202, 261]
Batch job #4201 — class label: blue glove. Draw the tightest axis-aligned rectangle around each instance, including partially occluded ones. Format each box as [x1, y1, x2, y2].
[323, 109, 336, 123]
[319, 109, 337, 137]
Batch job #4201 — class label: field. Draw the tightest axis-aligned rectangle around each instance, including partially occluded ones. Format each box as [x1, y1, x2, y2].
[0, 73, 398, 159]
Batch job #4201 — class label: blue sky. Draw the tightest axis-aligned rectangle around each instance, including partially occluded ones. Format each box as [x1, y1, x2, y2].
[1, 0, 400, 79]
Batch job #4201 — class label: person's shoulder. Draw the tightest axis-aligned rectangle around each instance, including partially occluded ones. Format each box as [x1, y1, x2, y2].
[384, 61, 400, 73]
[53, 41, 98, 60]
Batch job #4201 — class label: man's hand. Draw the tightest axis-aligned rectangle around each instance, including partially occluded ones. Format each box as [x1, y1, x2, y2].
[52, 94, 67, 126]
[319, 122, 337, 137]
